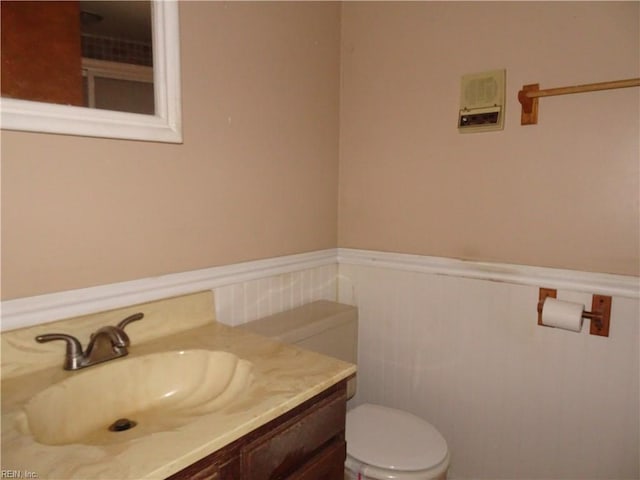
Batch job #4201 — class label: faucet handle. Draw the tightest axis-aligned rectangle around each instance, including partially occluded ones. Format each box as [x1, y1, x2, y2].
[117, 312, 144, 330]
[35, 333, 84, 370]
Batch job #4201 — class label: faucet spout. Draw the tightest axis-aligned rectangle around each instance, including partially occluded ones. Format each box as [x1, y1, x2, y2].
[92, 325, 130, 347]
[85, 326, 130, 360]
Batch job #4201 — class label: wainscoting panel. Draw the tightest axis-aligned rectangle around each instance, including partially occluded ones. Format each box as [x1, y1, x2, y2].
[338, 261, 639, 479]
[3, 247, 637, 479]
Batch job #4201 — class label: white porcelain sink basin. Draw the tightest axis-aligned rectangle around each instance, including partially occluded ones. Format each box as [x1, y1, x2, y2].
[21, 350, 254, 446]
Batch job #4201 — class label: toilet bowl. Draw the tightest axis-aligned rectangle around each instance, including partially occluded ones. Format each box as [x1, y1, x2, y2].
[238, 301, 450, 480]
[345, 403, 449, 480]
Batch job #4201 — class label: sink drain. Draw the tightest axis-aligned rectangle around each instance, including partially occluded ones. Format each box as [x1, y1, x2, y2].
[108, 418, 137, 432]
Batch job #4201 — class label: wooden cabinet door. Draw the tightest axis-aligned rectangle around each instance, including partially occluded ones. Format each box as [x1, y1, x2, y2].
[242, 389, 346, 480]
[286, 438, 346, 480]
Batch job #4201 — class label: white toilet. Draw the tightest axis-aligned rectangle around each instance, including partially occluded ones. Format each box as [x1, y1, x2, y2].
[239, 300, 450, 480]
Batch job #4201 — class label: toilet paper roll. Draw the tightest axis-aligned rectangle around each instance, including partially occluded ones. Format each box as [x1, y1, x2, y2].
[541, 297, 584, 332]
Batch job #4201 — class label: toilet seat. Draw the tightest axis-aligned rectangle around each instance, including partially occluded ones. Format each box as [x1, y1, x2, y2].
[346, 404, 449, 479]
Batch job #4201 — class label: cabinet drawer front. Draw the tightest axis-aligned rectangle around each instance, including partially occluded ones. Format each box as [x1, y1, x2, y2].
[287, 438, 346, 480]
[242, 390, 346, 480]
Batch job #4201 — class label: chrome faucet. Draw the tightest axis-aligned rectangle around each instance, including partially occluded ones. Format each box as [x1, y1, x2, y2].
[35, 313, 144, 370]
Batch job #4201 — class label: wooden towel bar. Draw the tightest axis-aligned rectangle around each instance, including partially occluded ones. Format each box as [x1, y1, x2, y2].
[518, 77, 640, 125]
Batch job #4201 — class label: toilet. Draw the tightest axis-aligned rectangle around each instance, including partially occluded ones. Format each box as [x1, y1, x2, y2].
[238, 300, 450, 480]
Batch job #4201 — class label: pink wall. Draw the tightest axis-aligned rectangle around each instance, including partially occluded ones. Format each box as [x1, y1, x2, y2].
[1, 2, 341, 299]
[2, 2, 638, 302]
[338, 2, 639, 276]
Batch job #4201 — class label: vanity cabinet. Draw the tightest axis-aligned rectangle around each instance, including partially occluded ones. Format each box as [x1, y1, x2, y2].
[167, 380, 348, 480]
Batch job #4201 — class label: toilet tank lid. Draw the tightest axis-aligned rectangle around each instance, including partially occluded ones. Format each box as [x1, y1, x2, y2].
[346, 404, 449, 472]
[237, 300, 356, 343]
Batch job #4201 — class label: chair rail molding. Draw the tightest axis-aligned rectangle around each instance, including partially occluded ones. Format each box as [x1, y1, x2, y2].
[3, 248, 637, 332]
[1, 249, 338, 331]
[337, 249, 639, 300]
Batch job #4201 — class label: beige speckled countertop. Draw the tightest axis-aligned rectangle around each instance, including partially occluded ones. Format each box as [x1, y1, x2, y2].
[1, 292, 356, 479]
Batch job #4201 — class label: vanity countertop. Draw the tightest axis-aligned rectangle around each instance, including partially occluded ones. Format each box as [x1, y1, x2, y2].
[1, 297, 355, 479]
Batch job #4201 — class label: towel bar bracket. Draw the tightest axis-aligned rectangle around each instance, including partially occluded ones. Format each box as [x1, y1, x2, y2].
[519, 84, 539, 125]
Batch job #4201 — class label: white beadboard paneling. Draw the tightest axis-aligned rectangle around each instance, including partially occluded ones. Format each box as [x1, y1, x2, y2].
[256, 277, 270, 320]
[212, 282, 244, 327]
[340, 262, 639, 480]
[269, 276, 283, 317]
[214, 264, 338, 326]
[243, 279, 259, 324]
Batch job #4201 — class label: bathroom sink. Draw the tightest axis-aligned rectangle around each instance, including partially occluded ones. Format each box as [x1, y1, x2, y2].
[20, 350, 254, 446]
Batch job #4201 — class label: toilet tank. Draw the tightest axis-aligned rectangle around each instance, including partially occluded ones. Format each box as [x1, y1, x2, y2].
[238, 301, 358, 396]
[239, 300, 358, 363]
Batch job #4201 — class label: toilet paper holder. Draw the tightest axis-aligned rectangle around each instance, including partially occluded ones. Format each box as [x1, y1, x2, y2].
[537, 288, 611, 337]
